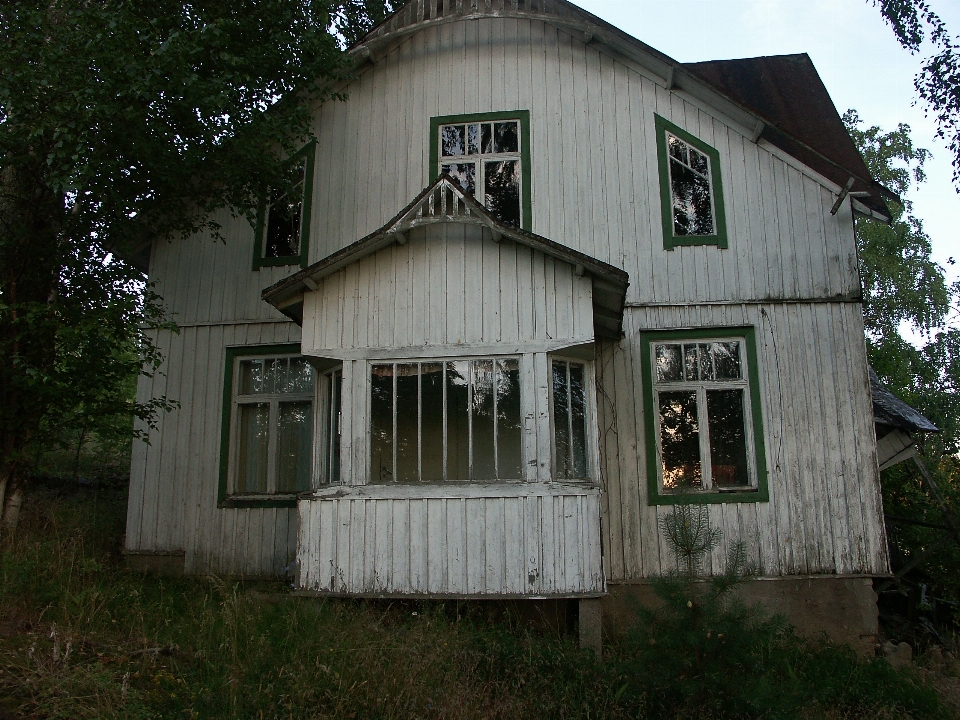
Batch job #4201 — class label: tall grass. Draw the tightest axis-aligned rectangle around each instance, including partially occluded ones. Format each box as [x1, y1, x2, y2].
[0, 480, 953, 719]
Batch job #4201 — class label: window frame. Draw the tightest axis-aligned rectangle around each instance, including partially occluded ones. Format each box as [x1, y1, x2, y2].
[429, 111, 532, 231]
[654, 114, 728, 250]
[252, 142, 315, 271]
[218, 344, 318, 509]
[548, 355, 596, 482]
[315, 366, 343, 486]
[640, 327, 768, 505]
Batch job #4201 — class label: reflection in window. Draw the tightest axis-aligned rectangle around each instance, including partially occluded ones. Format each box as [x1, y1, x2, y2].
[233, 355, 315, 495]
[370, 358, 522, 483]
[552, 360, 588, 479]
[653, 339, 753, 493]
[666, 131, 715, 237]
[440, 119, 522, 227]
[264, 158, 306, 259]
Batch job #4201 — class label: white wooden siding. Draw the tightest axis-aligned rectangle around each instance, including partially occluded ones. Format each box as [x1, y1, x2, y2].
[309, 17, 859, 306]
[301, 223, 594, 358]
[126, 321, 302, 576]
[297, 483, 604, 596]
[597, 303, 889, 581]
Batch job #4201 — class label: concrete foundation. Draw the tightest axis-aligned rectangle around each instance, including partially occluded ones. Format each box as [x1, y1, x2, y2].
[604, 576, 879, 655]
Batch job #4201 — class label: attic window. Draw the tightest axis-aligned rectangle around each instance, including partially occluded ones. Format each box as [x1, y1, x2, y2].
[253, 144, 315, 270]
[654, 115, 727, 250]
[430, 111, 532, 230]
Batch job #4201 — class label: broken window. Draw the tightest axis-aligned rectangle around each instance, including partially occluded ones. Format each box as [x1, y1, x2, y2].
[439, 117, 524, 228]
[552, 359, 589, 479]
[654, 114, 727, 249]
[230, 353, 315, 496]
[652, 339, 754, 494]
[370, 358, 523, 483]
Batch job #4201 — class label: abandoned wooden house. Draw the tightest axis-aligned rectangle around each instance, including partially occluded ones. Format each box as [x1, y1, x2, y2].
[125, 0, 905, 646]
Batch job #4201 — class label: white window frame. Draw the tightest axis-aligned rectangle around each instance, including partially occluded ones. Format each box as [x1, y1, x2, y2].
[651, 337, 758, 494]
[228, 353, 316, 496]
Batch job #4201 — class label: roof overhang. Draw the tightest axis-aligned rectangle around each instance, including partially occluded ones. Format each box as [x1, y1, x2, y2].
[263, 174, 629, 339]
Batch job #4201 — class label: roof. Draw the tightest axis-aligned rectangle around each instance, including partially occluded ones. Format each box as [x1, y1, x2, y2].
[350, 0, 893, 221]
[683, 55, 895, 220]
[262, 174, 630, 339]
[870, 368, 939, 433]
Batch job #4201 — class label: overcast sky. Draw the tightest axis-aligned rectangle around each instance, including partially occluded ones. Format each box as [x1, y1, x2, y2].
[572, 0, 960, 298]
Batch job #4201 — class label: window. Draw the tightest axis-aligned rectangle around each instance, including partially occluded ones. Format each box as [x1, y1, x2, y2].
[370, 358, 523, 483]
[430, 111, 532, 230]
[253, 144, 315, 270]
[319, 368, 342, 485]
[218, 346, 316, 507]
[654, 114, 727, 250]
[640, 329, 768, 505]
[551, 359, 589, 479]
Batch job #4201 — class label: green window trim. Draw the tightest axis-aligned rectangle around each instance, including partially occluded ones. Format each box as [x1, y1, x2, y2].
[429, 110, 532, 231]
[252, 142, 316, 271]
[218, 343, 306, 509]
[654, 114, 728, 250]
[640, 327, 768, 506]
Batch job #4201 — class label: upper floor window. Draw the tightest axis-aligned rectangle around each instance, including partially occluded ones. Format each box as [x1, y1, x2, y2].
[253, 144, 315, 270]
[640, 328, 768, 505]
[430, 111, 531, 230]
[654, 114, 727, 250]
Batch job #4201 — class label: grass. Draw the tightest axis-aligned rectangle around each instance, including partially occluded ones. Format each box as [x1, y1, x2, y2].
[0, 478, 955, 719]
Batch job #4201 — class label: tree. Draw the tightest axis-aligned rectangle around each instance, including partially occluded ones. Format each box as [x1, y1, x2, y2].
[331, 0, 399, 46]
[873, 0, 960, 188]
[0, 1, 350, 534]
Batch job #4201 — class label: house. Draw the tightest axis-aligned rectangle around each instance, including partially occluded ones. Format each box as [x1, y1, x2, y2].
[125, 0, 899, 648]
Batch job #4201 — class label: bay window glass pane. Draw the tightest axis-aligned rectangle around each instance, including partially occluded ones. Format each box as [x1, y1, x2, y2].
[237, 403, 269, 493]
[441, 163, 476, 196]
[496, 359, 523, 479]
[552, 361, 571, 479]
[656, 344, 682, 383]
[371, 364, 394, 483]
[239, 359, 264, 395]
[467, 124, 480, 155]
[570, 363, 588, 479]
[446, 361, 470, 480]
[472, 360, 496, 480]
[484, 160, 521, 227]
[329, 370, 341, 484]
[494, 121, 519, 153]
[421, 363, 445, 481]
[658, 390, 702, 491]
[277, 401, 312, 492]
[396, 363, 419, 482]
[707, 389, 750, 487]
[713, 341, 741, 380]
[441, 124, 465, 156]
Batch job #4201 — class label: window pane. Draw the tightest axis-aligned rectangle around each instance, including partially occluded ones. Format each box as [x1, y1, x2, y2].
[446, 361, 470, 480]
[467, 124, 480, 155]
[570, 363, 588, 479]
[329, 370, 341, 483]
[265, 190, 301, 258]
[396, 363, 419, 482]
[441, 162, 476, 195]
[713, 341, 741, 380]
[472, 360, 496, 479]
[683, 344, 699, 381]
[671, 158, 714, 236]
[421, 363, 445, 481]
[667, 133, 688, 164]
[441, 124, 465, 156]
[553, 361, 571, 478]
[494, 121, 519, 153]
[237, 403, 269, 493]
[277, 401, 313, 492]
[484, 160, 521, 227]
[707, 389, 750, 487]
[370, 364, 394, 483]
[699, 343, 714, 381]
[658, 391, 701, 491]
[289, 357, 314, 393]
[262, 357, 285, 394]
[481, 123, 493, 154]
[655, 344, 682, 383]
[239, 359, 264, 395]
[690, 148, 709, 176]
[496, 359, 523, 479]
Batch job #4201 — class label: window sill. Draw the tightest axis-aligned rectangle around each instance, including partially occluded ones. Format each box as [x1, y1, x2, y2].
[664, 236, 724, 250]
[254, 256, 303, 269]
[651, 487, 768, 506]
[219, 494, 298, 509]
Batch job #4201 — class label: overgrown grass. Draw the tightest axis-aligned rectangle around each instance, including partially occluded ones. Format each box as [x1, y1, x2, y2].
[0, 480, 954, 719]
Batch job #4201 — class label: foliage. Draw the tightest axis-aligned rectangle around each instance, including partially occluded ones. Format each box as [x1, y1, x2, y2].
[874, 0, 960, 187]
[331, 0, 400, 47]
[0, 1, 348, 526]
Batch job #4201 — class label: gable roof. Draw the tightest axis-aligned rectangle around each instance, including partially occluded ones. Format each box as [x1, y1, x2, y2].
[350, 0, 893, 220]
[262, 174, 630, 338]
[870, 368, 939, 433]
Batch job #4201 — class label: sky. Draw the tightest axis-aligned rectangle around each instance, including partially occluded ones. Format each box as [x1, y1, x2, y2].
[572, 0, 960, 300]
